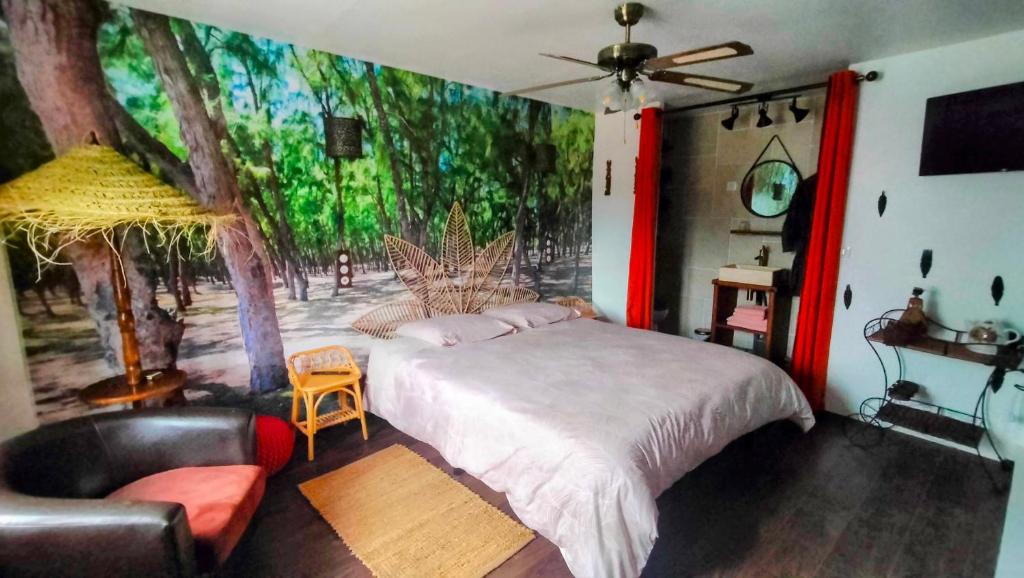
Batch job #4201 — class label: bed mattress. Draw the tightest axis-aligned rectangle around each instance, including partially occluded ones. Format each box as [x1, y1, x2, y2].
[366, 318, 814, 578]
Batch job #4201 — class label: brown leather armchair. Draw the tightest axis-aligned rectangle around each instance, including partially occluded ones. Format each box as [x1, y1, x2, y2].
[0, 407, 259, 578]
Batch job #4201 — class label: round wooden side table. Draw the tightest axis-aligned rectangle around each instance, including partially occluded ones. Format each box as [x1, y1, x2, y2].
[79, 368, 187, 409]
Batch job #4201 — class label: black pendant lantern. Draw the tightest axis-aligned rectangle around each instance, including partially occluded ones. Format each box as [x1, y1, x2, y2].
[323, 115, 363, 159]
[535, 143, 558, 174]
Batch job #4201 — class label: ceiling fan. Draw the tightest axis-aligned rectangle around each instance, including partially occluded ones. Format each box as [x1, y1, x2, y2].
[504, 3, 754, 110]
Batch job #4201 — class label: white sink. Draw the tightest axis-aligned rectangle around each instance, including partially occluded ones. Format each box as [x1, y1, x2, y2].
[718, 264, 785, 287]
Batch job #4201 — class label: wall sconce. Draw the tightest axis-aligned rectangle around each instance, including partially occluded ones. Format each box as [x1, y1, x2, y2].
[789, 97, 810, 123]
[721, 105, 739, 131]
[756, 102, 773, 128]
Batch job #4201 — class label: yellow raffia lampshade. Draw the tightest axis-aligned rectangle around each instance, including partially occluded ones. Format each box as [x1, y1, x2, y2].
[0, 145, 232, 264]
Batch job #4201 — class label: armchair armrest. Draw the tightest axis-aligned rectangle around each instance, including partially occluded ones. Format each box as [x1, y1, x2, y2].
[0, 494, 196, 577]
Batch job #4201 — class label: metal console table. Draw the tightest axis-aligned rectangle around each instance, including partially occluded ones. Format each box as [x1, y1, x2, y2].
[857, 309, 1023, 492]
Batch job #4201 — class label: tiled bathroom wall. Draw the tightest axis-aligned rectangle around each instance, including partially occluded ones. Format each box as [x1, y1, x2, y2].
[655, 92, 826, 355]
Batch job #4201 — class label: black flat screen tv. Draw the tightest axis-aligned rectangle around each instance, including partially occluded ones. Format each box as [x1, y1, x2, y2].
[919, 81, 1024, 176]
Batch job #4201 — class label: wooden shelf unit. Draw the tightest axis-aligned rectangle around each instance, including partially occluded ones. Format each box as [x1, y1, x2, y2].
[709, 279, 792, 365]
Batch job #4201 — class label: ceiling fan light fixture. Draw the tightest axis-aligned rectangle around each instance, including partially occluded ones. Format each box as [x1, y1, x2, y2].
[721, 105, 739, 131]
[756, 102, 773, 128]
[628, 78, 657, 109]
[597, 78, 624, 112]
[789, 97, 810, 123]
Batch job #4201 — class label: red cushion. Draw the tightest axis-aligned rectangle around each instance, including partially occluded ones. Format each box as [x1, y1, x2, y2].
[255, 415, 295, 475]
[107, 465, 265, 570]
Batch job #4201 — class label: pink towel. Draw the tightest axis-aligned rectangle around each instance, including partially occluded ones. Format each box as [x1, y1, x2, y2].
[730, 305, 767, 324]
[726, 315, 768, 332]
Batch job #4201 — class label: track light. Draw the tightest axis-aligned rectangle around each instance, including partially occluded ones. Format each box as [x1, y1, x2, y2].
[756, 102, 773, 128]
[721, 105, 739, 131]
[789, 97, 810, 123]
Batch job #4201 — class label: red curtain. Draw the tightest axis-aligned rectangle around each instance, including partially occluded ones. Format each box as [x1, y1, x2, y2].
[790, 71, 860, 411]
[626, 107, 663, 329]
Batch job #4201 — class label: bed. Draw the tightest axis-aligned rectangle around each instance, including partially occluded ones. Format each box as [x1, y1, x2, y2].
[365, 318, 814, 578]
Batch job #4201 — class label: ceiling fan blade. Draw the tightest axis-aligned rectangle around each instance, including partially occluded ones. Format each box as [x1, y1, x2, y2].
[647, 70, 753, 94]
[540, 53, 610, 72]
[644, 41, 753, 71]
[502, 73, 612, 97]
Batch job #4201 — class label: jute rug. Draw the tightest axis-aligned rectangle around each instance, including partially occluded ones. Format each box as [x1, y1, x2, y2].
[299, 444, 535, 578]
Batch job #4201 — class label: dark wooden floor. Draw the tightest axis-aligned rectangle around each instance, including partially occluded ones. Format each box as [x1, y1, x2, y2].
[224, 412, 1011, 578]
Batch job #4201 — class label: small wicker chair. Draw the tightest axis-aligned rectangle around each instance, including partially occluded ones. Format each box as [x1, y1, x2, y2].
[287, 345, 368, 460]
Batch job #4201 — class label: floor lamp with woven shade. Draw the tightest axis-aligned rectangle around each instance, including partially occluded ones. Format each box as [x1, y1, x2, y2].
[0, 145, 233, 408]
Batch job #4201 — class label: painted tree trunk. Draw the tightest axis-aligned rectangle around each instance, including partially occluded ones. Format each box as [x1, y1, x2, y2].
[364, 62, 414, 241]
[373, 173, 394, 237]
[177, 20, 292, 304]
[573, 193, 584, 295]
[109, 91, 198, 196]
[178, 247, 194, 307]
[1, 0, 116, 152]
[133, 9, 287, 392]
[261, 137, 307, 301]
[167, 242, 187, 312]
[244, 180, 287, 283]
[176, 20, 233, 149]
[2, 0, 184, 370]
[511, 100, 541, 285]
[65, 234, 183, 370]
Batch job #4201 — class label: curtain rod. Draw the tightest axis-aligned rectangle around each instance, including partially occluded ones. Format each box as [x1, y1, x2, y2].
[663, 70, 878, 116]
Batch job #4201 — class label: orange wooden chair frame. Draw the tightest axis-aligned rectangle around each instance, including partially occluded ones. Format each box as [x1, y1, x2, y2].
[287, 345, 368, 460]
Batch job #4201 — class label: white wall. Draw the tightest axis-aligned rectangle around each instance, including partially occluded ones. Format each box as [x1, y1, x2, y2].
[823, 30, 1024, 578]
[828, 28, 1024, 454]
[591, 110, 640, 323]
[0, 245, 38, 440]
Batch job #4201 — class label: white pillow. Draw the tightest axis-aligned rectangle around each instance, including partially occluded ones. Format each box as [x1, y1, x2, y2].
[481, 302, 579, 330]
[395, 314, 514, 347]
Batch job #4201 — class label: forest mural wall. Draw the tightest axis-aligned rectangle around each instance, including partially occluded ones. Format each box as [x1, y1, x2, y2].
[0, 0, 593, 423]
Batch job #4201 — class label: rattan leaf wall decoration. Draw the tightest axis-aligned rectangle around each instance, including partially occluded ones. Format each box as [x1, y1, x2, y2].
[441, 202, 476, 312]
[385, 235, 455, 314]
[352, 203, 538, 339]
[351, 300, 430, 339]
[468, 231, 516, 313]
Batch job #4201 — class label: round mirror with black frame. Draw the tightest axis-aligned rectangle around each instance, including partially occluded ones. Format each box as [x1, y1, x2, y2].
[740, 159, 802, 218]
[739, 134, 802, 218]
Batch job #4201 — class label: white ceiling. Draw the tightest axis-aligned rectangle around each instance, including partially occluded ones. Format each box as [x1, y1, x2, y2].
[113, 0, 1024, 111]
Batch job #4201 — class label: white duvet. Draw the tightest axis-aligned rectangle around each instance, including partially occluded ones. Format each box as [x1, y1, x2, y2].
[366, 319, 814, 578]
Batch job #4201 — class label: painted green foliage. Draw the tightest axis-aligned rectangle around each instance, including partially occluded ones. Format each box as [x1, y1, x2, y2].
[94, 7, 594, 274]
